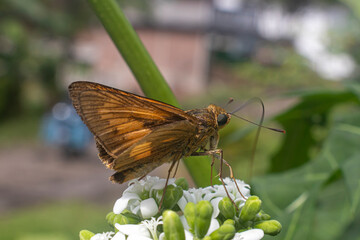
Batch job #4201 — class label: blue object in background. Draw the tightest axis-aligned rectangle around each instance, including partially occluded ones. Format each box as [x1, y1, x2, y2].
[41, 102, 92, 155]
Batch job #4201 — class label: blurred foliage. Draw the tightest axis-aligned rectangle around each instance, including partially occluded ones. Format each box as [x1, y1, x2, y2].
[0, 0, 92, 122]
[270, 87, 359, 172]
[251, 83, 360, 239]
[0, 202, 111, 240]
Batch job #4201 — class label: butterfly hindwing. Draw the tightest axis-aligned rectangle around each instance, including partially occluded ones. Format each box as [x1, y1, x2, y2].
[110, 120, 197, 183]
[111, 120, 197, 171]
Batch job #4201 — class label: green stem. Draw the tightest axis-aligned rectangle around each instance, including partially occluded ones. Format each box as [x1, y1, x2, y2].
[87, 0, 215, 187]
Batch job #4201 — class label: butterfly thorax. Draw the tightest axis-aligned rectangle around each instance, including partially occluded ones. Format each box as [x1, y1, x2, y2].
[185, 104, 230, 154]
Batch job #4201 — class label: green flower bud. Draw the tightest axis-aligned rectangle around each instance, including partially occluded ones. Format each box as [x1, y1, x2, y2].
[106, 212, 116, 226]
[195, 200, 213, 238]
[184, 202, 196, 232]
[239, 196, 262, 222]
[202, 236, 212, 240]
[254, 220, 282, 236]
[175, 177, 189, 190]
[163, 210, 185, 240]
[219, 197, 236, 219]
[223, 219, 235, 226]
[209, 222, 236, 240]
[113, 210, 141, 225]
[155, 185, 183, 211]
[254, 210, 271, 222]
[79, 230, 94, 240]
[139, 191, 150, 200]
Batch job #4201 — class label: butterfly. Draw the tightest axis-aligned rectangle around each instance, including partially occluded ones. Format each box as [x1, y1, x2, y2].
[68, 81, 251, 206]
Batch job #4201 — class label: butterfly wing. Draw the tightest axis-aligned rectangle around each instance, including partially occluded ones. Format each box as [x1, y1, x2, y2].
[110, 120, 197, 183]
[68, 81, 198, 169]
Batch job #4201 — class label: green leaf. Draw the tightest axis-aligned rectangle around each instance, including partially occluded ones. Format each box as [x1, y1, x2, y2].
[270, 89, 358, 172]
[342, 154, 360, 215]
[253, 112, 360, 240]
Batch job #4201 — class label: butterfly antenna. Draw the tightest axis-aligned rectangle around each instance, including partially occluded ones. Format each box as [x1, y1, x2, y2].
[230, 97, 285, 133]
[223, 97, 234, 109]
[230, 97, 285, 180]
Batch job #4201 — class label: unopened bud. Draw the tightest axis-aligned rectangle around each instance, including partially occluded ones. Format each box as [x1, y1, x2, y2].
[113, 210, 141, 225]
[175, 178, 189, 190]
[219, 197, 236, 219]
[184, 202, 196, 232]
[156, 185, 183, 211]
[209, 221, 236, 240]
[223, 219, 235, 226]
[79, 230, 94, 240]
[254, 220, 282, 236]
[163, 210, 185, 240]
[254, 210, 271, 221]
[239, 196, 261, 222]
[195, 200, 213, 238]
[106, 212, 116, 226]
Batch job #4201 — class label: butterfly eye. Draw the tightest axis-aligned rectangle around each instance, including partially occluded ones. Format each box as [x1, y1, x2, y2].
[217, 114, 228, 126]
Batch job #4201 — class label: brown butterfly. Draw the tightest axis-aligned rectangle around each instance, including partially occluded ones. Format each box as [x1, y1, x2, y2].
[68, 81, 248, 205]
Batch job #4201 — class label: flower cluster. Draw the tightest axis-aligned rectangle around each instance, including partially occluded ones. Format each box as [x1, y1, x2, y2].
[79, 177, 281, 240]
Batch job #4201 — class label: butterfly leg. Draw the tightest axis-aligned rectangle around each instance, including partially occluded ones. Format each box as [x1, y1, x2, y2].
[172, 158, 181, 178]
[222, 159, 247, 200]
[191, 149, 238, 210]
[138, 174, 147, 181]
[210, 156, 215, 187]
[158, 159, 178, 211]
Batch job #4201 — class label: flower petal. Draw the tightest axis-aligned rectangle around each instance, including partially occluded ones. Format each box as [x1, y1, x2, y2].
[184, 229, 194, 240]
[90, 232, 114, 240]
[112, 232, 125, 240]
[177, 196, 188, 212]
[179, 215, 190, 230]
[210, 197, 223, 218]
[140, 198, 158, 219]
[113, 193, 141, 214]
[127, 235, 152, 240]
[115, 223, 150, 238]
[233, 229, 264, 240]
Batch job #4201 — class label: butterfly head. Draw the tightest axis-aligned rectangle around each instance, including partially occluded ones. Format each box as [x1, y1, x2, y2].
[207, 104, 231, 129]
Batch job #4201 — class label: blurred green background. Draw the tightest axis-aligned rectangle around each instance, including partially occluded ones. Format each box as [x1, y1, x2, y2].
[1, 0, 360, 239]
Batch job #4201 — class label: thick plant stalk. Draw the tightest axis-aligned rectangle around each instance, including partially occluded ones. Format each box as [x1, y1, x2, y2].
[87, 0, 214, 187]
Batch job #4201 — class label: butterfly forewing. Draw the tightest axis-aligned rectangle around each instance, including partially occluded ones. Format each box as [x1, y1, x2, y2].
[68, 82, 198, 177]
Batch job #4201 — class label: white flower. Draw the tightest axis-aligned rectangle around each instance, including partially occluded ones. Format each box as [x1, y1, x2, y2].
[90, 232, 114, 240]
[142, 216, 163, 240]
[233, 229, 264, 240]
[114, 216, 163, 240]
[113, 176, 176, 218]
[115, 223, 151, 240]
[177, 177, 250, 218]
